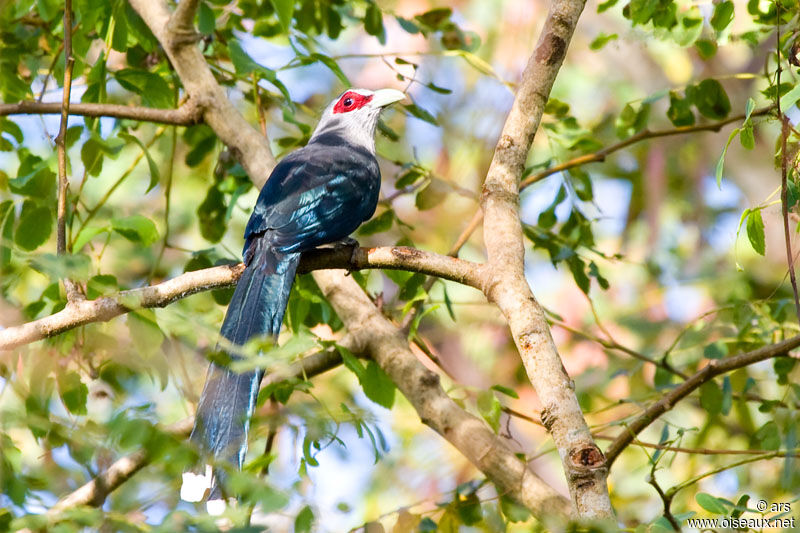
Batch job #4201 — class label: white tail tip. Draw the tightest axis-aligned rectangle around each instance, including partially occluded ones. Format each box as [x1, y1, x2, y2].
[206, 499, 227, 516]
[180, 464, 214, 502]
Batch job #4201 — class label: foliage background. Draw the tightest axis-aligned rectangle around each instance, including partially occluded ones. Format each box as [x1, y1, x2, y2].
[0, 0, 798, 530]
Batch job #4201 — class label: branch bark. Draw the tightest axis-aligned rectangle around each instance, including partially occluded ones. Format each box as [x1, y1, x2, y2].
[313, 269, 571, 520]
[0, 246, 482, 351]
[0, 101, 203, 125]
[604, 334, 800, 465]
[477, 0, 613, 519]
[54, 0, 81, 302]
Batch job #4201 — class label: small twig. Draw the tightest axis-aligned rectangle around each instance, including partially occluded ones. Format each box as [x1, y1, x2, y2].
[150, 126, 178, 281]
[776, 3, 800, 325]
[665, 452, 782, 499]
[647, 467, 680, 531]
[253, 74, 267, 137]
[0, 101, 202, 125]
[604, 334, 800, 465]
[593, 435, 800, 457]
[55, 0, 82, 302]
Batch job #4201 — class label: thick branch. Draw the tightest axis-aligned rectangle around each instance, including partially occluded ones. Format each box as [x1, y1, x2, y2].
[604, 334, 800, 465]
[478, 0, 612, 519]
[313, 269, 571, 520]
[128, 0, 276, 186]
[0, 101, 203, 125]
[0, 246, 482, 351]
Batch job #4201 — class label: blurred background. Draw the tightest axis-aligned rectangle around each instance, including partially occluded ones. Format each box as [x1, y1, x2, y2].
[1, 0, 798, 530]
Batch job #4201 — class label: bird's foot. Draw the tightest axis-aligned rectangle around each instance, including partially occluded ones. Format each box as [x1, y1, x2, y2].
[332, 238, 360, 274]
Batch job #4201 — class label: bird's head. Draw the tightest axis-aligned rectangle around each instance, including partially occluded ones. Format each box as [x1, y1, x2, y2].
[310, 88, 406, 152]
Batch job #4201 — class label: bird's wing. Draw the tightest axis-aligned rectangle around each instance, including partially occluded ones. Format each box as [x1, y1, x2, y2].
[243, 148, 379, 262]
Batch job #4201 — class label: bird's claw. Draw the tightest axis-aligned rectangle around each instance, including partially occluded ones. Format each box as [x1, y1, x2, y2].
[332, 238, 360, 275]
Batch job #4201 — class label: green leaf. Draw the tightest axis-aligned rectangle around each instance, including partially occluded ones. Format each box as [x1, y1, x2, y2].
[710, 1, 734, 31]
[744, 97, 756, 121]
[720, 376, 732, 415]
[696, 493, 728, 514]
[0, 200, 14, 269]
[72, 226, 109, 252]
[337, 345, 366, 382]
[477, 390, 501, 432]
[113, 69, 172, 109]
[746, 208, 765, 255]
[689, 79, 731, 120]
[310, 53, 350, 86]
[403, 103, 439, 126]
[118, 132, 160, 192]
[739, 124, 754, 149]
[111, 0, 129, 52]
[414, 8, 452, 30]
[415, 178, 449, 210]
[597, 0, 618, 12]
[628, 0, 659, 25]
[779, 84, 800, 111]
[294, 505, 314, 533]
[197, 2, 215, 34]
[615, 102, 650, 138]
[666, 91, 695, 126]
[269, 0, 293, 32]
[86, 274, 118, 299]
[500, 495, 530, 522]
[9, 153, 56, 197]
[197, 186, 227, 243]
[755, 421, 780, 450]
[14, 202, 52, 251]
[57, 372, 88, 415]
[490, 384, 519, 399]
[111, 215, 159, 246]
[589, 32, 618, 51]
[29, 253, 91, 281]
[81, 134, 125, 177]
[695, 39, 717, 59]
[361, 360, 395, 409]
[699, 381, 723, 416]
[0, 118, 23, 144]
[456, 493, 482, 525]
[364, 3, 385, 44]
[703, 341, 727, 359]
[358, 209, 393, 236]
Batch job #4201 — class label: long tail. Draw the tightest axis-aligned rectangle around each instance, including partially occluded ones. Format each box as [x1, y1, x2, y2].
[184, 244, 300, 503]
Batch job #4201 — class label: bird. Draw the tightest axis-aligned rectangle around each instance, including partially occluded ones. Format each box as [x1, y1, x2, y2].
[180, 87, 406, 512]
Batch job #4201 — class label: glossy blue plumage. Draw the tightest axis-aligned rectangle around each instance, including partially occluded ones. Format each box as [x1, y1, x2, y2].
[189, 132, 381, 500]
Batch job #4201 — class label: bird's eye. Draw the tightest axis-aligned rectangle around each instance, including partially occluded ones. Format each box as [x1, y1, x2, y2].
[343, 98, 354, 107]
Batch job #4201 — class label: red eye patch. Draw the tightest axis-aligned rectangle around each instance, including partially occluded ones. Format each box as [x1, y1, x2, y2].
[333, 91, 373, 114]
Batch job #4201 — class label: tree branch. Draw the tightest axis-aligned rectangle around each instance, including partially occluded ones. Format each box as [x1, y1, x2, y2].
[604, 334, 800, 465]
[128, 0, 276, 187]
[313, 269, 572, 521]
[477, 0, 613, 519]
[0, 101, 203, 125]
[0, 246, 483, 351]
[54, 0, 81, 302]
[446, 106, 776, 258]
